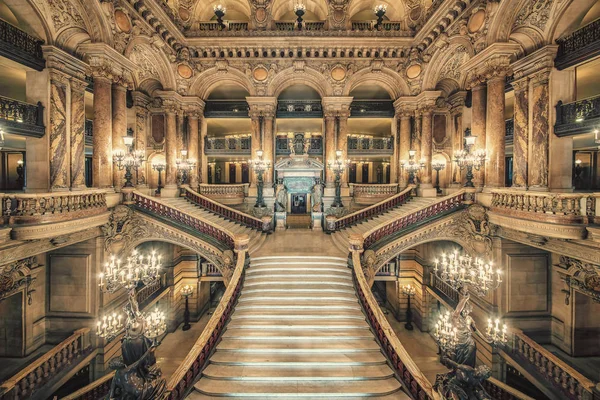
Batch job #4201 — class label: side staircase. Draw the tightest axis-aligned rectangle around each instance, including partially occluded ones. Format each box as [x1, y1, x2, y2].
[331, 197, 437, 253]
[159, 197, 267, 254]
[188, 256, 410, 399]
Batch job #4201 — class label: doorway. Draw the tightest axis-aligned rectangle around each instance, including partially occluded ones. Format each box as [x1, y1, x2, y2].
[229, 164, 237, 183]
[291, 193, 307, 214]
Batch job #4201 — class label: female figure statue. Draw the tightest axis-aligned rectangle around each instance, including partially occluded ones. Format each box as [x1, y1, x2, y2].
[275, 181, 287, 212]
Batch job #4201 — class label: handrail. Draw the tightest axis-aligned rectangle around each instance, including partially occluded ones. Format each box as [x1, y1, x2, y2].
[197, 183, 248, 199]
[131, 191, 237, 250]
[363, 190, 467, 249]
[60, 371, 115, 400]
[328, 185, 415, 232]
[351, 250, 439, 400]
[482, 377, 535, 400]
[351, 183, 398, 198]
[510, 329, 595, 400]
[164, 249, 246, 400]
[182, 187, 270, 232]
[0, 328, 91, 399]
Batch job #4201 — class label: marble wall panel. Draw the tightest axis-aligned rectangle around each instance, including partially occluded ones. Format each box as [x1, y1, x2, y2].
[48, 254, 91, 314]
[507, 253, 548, 313]
[512, 86, 529, 188]
[49, 80, 68, 190]
[529, 81, 550, 188]
[70, 84, 86, 188]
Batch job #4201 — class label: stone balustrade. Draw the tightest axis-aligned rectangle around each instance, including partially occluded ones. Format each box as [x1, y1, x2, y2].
[375, 262, 396, 276]
[351, 21, 403, 31]
[0, 328, 91, 400]
[196, 21, 249, 31]
[489, 190, 589, 224]
[482, 377, 535, 400]
[511, 330, 595, 400]
[351, 183, 398, 205]
[197, 183, 248, 205]
[61, 372, 114, 400]
[1, 190, 108, 225]
[430, 273, 459, 306]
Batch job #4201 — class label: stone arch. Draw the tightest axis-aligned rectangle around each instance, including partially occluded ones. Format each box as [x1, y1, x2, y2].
[486, 0, 529, 45]
[347, 0, 404, 21]
[125, 39, 177, 93]
[192, 0, 252, 21]
[548, 0, 598, 42]
[271, 0, 328, 20]
[190, 67, 256, 100]
[267, 66, 333, 98]
[1, 0, 51, 42]
[422, 39, 474, 92]
[342, 68, 408, 99]
[435, 78, 461, 98]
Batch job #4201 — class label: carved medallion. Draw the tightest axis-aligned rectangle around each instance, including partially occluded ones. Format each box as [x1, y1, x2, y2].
[177, 63, 194, 79]
[253, 67, 269, 81]
[406, 64, 422, 79]
[114, 10, 132, 33]
[255, 7, 267, 23]
[179, 7, 190, 21]
[467, 10, 486, 33]
[331, 66, 346, 81]
[333, 9, 345, 23]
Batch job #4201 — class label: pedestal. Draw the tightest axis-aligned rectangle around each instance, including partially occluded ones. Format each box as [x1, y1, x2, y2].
[311, 212, 323, 230]
[417, 185, 437, 198]
[275, 211, 287, 230]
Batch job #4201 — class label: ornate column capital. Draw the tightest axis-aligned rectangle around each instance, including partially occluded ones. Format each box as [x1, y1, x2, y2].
[80, 43, 136, 89]
[511, 77, 529, 93]
[322, 96, 353, 118]
[246, 96, 277, 118]
[463, 43, 521, 88]
[132, 91, 152, 110]
[42, 45, 89, 83]
[512, 45, 558, 81]
[448, 91, 467, 115]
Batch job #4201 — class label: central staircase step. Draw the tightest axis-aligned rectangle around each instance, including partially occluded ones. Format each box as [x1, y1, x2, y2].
[201, 364, 394, 381]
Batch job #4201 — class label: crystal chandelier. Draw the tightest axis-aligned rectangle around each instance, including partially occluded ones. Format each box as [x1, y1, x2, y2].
[400, 150, 425, 185]
[453, 129, 487, 187]
[433, 249, 502, 297]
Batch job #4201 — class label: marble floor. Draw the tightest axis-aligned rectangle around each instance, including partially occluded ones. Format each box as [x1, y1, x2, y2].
[253, 229, 346, 257]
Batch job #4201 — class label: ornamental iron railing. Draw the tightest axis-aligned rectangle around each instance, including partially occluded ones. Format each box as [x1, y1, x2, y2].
[347, 136, 393, 154]
[276, 100, 323, 118]
[556, 18, 600, 70]
[351, 21, 403, 31]
[204, 136, 251, 155]
[0, 18, 45, 70]
[350, 100, 395, 118]
[204, 101, 249, 118]
[555, 95, 600, 136]
[0, 95, 45, 137]
[505, 118, 514, 144]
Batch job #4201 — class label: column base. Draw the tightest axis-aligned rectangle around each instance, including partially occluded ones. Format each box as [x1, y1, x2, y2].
[70, 185, 88, 191]
[162, 184, 179, 198]
[417, 185, 437, 198]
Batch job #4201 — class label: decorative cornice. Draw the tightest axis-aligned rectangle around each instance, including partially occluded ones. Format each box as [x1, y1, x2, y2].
[79, 43, 136, 88]
[42, 45, 89, 82]
[246, 96, 277, 118]
[511, 45, 558, 81]
[322, 96, 353, 117]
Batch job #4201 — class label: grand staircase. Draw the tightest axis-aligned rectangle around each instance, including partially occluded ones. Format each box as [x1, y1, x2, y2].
[188, 256, 409, 399]
[331, 197, 437, 253]
[159, 197, 267, 254]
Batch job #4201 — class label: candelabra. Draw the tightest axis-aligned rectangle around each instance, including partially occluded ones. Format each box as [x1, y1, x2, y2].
[433, 250, 502, 297]
[374, 4, 387, 30]
[181, 285, 193, 331]
[327, 150, 350, 208]
[400, 150, 425, 185]
[113, 134, 145, 188]
[294, 3, 306, 30]
[214, 4, 226, 29]
[176, 150, 196, 186]
[152, 162, 166, 196]
[432, 160, 446, 195]
[453, 129, 487, 188]
[434, 311, 458, 353]
[402, 284, 416, 331]
[249, 149, 271, 208]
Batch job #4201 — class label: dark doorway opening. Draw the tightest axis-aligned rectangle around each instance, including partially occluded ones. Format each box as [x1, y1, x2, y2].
[291, 193, 307, 214]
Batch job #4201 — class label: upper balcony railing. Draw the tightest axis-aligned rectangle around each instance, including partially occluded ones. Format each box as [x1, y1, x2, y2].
[555, 94, 600, 136]
[347, 136, 393, 155]
[275, 135, 323, 156]
[277, 100, 323, 118]
[505, 118, 514, 144]
[350, 100, 395, 118]
[274, 20, 325, 31]
[85, 119, 93, 145]
[204, 100, 249, 118]
[0, 95, 45, 138]
[350, 183, 398, 205]
[196, 21, 249, 31]
[204, 136, 251, 156]
[197, 183, 248, 206]
[556, 18, 600, 70]
[0, 18, 45, 71]
[351, 21, 403, 31]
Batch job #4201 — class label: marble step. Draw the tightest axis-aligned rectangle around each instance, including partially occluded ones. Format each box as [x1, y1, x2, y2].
[238, 293, 358, 303]
[190, 394, 408, 400]
[208, 351, 389, 367]
[247, 267, 351, 275]
[245, 273, 353, 281]
[221, 329, 373, 340]
[231, 310, 365, 320]
[250, 260, 348, 268]
[201, 364, 394, 381]
[243, 280, 354, 288]
[226, 320, 370, 330]
[241, 287, 356, 295]
[216, 338, 380, 351]
[193, 377, 402, 397]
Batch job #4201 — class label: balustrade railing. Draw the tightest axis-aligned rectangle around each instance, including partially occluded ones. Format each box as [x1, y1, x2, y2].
[273, 21, 325, 31]
[204, 100, 249, 118]
[482, 377, 535, 400]
[136, 277, 163, 306]
[0, 18, 45, 71]
[351, 100, 395, 118]
[555, 94, 600, 136]
[363, 191, 466, 249]
[206, 264, 221, 276]
[351, 251, 439, 400]
[182, 187, 270, 232]
[165, 250, 246, 400]
[204, 136, 251, 155]
[197, 184, 248, 205]
[131, 192, 236, 250]
[351, 21, 403, 31]
[430, 273, 459, 306]
[351, 184, 398, 200]
[275, 135, 323, 155]
[556, 18, 600, 70]
[505, 118, 514, 143]
[0, 328, 91, 400]
[490, 190, 588, 224]
[85, 119, 93, 137]
[329, 186, 414, 232]
[1, 190, 107, 224]
[277, 100, 323, 118]
[61, 372, 114, 400]
[197, 21, 249, 31]
[347, 136, 393, 154]
[0, 95, 45, 137]
[375, 263, 395, 276]
[510, 330, 594, 400]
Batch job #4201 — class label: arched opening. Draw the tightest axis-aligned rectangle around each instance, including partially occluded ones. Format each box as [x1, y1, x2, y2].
[271, 0, 328, 21]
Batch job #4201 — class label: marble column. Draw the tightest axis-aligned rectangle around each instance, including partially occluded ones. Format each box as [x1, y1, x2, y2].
[390, 113, 399, 184]
[413, 110, 422, 159]
[200, 116, 208, 184]
[449, 92, 466, 186]
[485, 76, 507, 189]
[324, 115, 336, 186]
[471, 84, 487, 188]
[92, 76, 113, 188]
[187, 112, 200, 188]
[70, 78, 87, 190]
[112, 84, 128, 188]
[529, 70, 551, 190]
[165, 110, 178, 187]
[420, 107, 433, 186]
[249, 113, 261, 185]
[398, 111, 412, 187]
[134, 111, 148, 186]
[177, 112, 185, 158]
[338, 112, 350, 185]
[512, 78, 529, 189]
[49, 72, 69, 191]
[263, 113, 275, 184]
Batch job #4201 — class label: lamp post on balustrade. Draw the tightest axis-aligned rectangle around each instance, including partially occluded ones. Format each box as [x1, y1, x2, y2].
[152, 162, 166, 196]
[294, 3, 306, 30]
[214, 4, 226, 30]
[374, 4, 387, 30]
[402, 284, 416, 331]
[327, 150, 350, 208]
[400, 149, 425, 186]
[250, 149, 271, 208]
[432, 160, 446, 195]
[180, 284, 193, 331]
[453, 129, 487, 188]
[176, 150, 197, 187]
[113, 133, 145, 188]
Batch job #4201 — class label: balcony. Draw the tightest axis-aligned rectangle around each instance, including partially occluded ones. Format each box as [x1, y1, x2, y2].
[277, 100, 323, 118]
[204, 100, 249, 118]
[347, 136, 393, 155]
[0, 95, 45, 138]
[274, 21, 325, 31]
[204, 136, 251, 156]
[0, 18, 45, 71]
[351, 21, 403, 31]
[276, 135, 323, 156]
[505, 118, 514, 144]
[555, 94, 600, 137]
[85, 119, 93, 145]
[196, 21, 249, 31]
[350, 100, 394, 118]
[556, 18, 600, 70]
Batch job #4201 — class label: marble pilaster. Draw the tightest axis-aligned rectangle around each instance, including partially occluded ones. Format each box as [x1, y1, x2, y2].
[249, 114, 261, 185]
[324, 115, 336, 186]
[485, 75, 507, 189]
[112, 84, 128, 188]
[91, 76, 113, 189]
[187, 112, 200, 188]
[471, 84, 487, 188]
[247, 97, 277, 185]
[419, 106, 434, 186]
[322, 97, 353, 186]
[200, 116, 208, 184]
[176, 111, 185, 158]
[390, 114, 399, 184]
[512, 78, 529, 189]
[70, 79, 87, 190]
[165, 109, 178, 187]
[263, 113, 275, 184]
[529, 70, 551, 190]
[132, 92, 151, 187]
[49, 72, 69, 191]
[413, 110, 422, 159]
[398, 111, 412, 187]
[448, 92, 466, 185]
